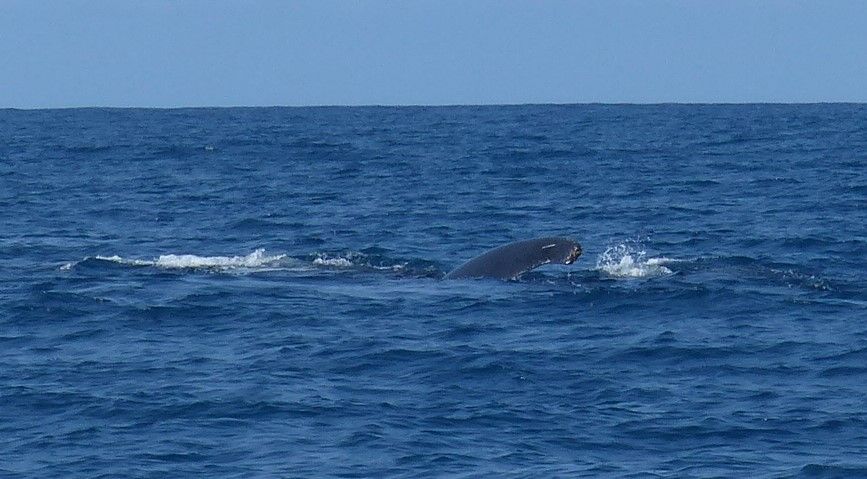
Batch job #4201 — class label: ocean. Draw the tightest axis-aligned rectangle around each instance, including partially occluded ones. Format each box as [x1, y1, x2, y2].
[1, 104, 865, 478]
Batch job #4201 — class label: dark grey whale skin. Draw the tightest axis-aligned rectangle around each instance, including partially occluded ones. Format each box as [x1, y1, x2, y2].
[444, 237, 582, 280]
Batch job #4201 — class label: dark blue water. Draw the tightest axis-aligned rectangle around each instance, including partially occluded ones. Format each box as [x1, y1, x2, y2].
[1, 105, 865, 478]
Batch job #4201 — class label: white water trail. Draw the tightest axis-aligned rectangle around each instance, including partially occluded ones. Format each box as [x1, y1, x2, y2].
[93, 248, 289, 270]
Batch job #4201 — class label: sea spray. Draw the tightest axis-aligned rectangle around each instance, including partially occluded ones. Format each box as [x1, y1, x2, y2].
[595, 239, 675, 278]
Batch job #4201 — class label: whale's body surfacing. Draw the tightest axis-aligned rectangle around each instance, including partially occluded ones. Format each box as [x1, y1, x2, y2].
[444, 237, 582, 280]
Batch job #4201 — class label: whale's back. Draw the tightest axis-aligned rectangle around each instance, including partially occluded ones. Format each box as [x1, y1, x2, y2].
[445, 237, 582, 280]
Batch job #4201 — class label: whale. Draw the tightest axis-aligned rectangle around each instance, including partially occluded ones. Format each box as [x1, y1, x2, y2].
[444, 237, 582, 280]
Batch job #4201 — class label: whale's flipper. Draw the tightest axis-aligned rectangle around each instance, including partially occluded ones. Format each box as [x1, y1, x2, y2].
[445, 237, 582, 280]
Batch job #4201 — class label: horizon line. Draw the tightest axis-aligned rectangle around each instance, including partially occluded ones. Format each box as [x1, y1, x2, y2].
[3, 101, 866, 111]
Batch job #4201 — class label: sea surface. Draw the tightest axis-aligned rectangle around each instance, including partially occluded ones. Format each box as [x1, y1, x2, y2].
[1, 105, 865, 478]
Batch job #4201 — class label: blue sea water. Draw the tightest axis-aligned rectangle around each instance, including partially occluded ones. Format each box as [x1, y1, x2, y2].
[1, 104, 865, 478]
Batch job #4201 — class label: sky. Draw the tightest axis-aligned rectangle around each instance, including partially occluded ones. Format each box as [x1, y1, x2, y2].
[2, 0, 867, 108]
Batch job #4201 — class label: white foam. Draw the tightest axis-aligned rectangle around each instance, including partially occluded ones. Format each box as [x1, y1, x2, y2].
[94, 255, 153, 266]
[311, 252, 407, 271]
[312, 256, 354, 268]
[155, 249, 286, 269]
[67, 249, 410, 274]
[93, 249, 287, 270]
[595, 242, 674, 278]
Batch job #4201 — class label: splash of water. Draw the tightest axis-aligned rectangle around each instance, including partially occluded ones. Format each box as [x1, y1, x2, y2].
[312, 254, 354, 268]
[595, 241, 674, 278]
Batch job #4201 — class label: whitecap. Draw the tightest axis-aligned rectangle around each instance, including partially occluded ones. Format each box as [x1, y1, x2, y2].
[83, 249, 288, 271]
[312, 256, 354, 268]
[154, 249, 286, 269]
[311, 251, 408, 271]
[94, 255, 153, 266]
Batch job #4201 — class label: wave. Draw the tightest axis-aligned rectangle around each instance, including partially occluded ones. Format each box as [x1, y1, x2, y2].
[309, 251, 442, 278]
[63, 249, 292, 272]
[312, 255, 355, 268]
[705, 255, 836, 293]
[798, 464, 867, 478]
[61, 248, 444, 277]
[152, 249, 288, 269]
[595, 240, 676, 278]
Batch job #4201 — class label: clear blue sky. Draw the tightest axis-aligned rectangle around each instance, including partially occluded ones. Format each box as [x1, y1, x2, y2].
[2, 0, 866, 108]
